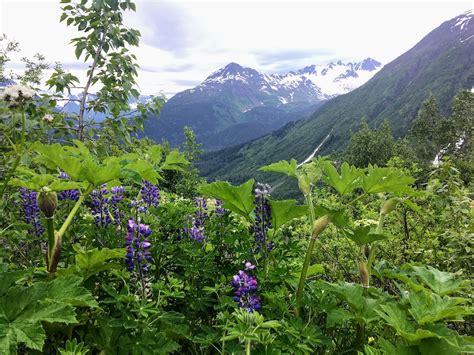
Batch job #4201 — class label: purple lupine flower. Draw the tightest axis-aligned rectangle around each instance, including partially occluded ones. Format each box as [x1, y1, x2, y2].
[125, 218, 153, 273]
[194, 197, 208, 227]
[19, 188, 44, 236]
[189, 226, 205, 242]
[90, 185, 111, 228]
[252, 183, 272, 253]
[187, 197, 208, 242]
[58, 171, 80, 201]
[110, 186, 125, 224]
[215, 199, 227, 216]
[231, 265, 262, 312]
[140, 180, 160, 210]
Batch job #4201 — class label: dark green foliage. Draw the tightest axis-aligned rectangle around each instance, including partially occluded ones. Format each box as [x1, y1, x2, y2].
[345, 119, 397, 167]
[409, 94, 446, 163]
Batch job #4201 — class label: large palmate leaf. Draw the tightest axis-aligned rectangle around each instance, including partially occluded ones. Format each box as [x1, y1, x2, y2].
[122, 160, 160, 184]
[376, 303, 415, 335]
[343, 226, 389, 246]
[407, 291, 473, 325]
[10, 170, 83, 192]
[198, 180, 255, 220]
[0, 275, 97, 353]
[409, 265, 470, 296]
[161, 150, 189, 172]
[321, 282, 383, 323]
[74, 246, 125, 280]
[268, 199, 308, 231]
[322, 162, 363, 195]
[361, 165, 415, 194]
[259, 159, 298, 177]
[0, 270, 30, 297]
[30, 142, 122, 187]
[376, 304, 474, 352]
[378, 338, 418, 355]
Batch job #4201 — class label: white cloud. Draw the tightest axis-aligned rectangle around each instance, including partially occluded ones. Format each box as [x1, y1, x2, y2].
[1, 0, 471, 96]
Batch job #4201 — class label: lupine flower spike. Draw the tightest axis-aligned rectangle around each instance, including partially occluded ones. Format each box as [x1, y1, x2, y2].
[231, 261, 262, 312]
[188, 197, 208, 242]
[58, 172, 79, 201]
[110, 186, 125, 224]
[140, 180, 160, 211]
[215, 199, 226, 216]
[125, 218, 153, 274]
[90, 185, 111, 228]
[252, 183, 273, 253]
[20, 188, 44, 236]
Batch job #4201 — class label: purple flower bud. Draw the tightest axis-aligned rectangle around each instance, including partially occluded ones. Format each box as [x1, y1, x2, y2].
[139, 223, 152, 237]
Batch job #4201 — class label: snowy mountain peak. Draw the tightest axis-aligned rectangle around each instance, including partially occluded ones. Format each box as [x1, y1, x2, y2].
[355, 57, 382, 71]
[197, 58, 382, 102]
[205, 62, 260, 84]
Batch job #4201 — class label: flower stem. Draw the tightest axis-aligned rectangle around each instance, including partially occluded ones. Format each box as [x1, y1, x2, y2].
[367, 212, 386, 275]
[295, 193, 330, 312]
[56, 193, 86, 240]
[246, 339, 251, 355]
[45, 217, 55, 269]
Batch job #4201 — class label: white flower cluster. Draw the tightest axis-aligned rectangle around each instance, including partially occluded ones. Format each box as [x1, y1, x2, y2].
[42, 114, 54, 123]
[1, 84, 35, 107]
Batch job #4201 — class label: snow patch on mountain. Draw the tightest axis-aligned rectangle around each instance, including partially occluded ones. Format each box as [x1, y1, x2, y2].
[451, 10, 472, 31]
[199, 58, 382, 103]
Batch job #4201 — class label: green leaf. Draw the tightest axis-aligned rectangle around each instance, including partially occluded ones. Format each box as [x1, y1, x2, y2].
[74, 246, 125, 280]
[124, 160, 160, 184]
[378, 338, 418, 355]
[343, 226, 389, 246]
[0, 270, 30, 297]
[83, 159, 121, 186]
[268, 199, 307, 230]
[376, 304, 414, 335]
[361, 165, 414, 194]
[326, 308, 354, 327]
[0, 276, 96, 353]
[260, 320, 282, 329]
[322, 162, 363, 195]
[161, 150, 189, 172]
[407, 291, 473, 325]
[409, 265, 470, 296]
[198, 180, 255, 220]
[10, 321, 45, 351]
[313, 206, 348, 228]
[259, 159, 297, 177]
[146, 145, 162, 164]
[322, 282, 382, 322]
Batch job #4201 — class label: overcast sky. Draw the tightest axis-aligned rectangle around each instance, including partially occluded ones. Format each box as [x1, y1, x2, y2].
[0, 0, 471, 97]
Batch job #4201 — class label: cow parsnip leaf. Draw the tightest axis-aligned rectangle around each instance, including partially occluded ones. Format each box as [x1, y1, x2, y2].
[268, 199, 307, 230]
[259, 159, 298, 177]
[322, 162, 363, 195]
[361, 165, 415, 194]
[198, 180, 255, 221]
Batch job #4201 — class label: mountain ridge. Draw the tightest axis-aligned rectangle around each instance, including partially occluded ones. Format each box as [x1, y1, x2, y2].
[143, 57, 382, 150]
[197, 11, 474, 188]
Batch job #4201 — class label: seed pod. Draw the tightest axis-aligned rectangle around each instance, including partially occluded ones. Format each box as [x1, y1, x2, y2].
[37, 187, 58, 218]
[298, 174, 311, 196]
[311, 215, 330, 239]
[381, 198, 398, 215]
[358, 261, 369, 288]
